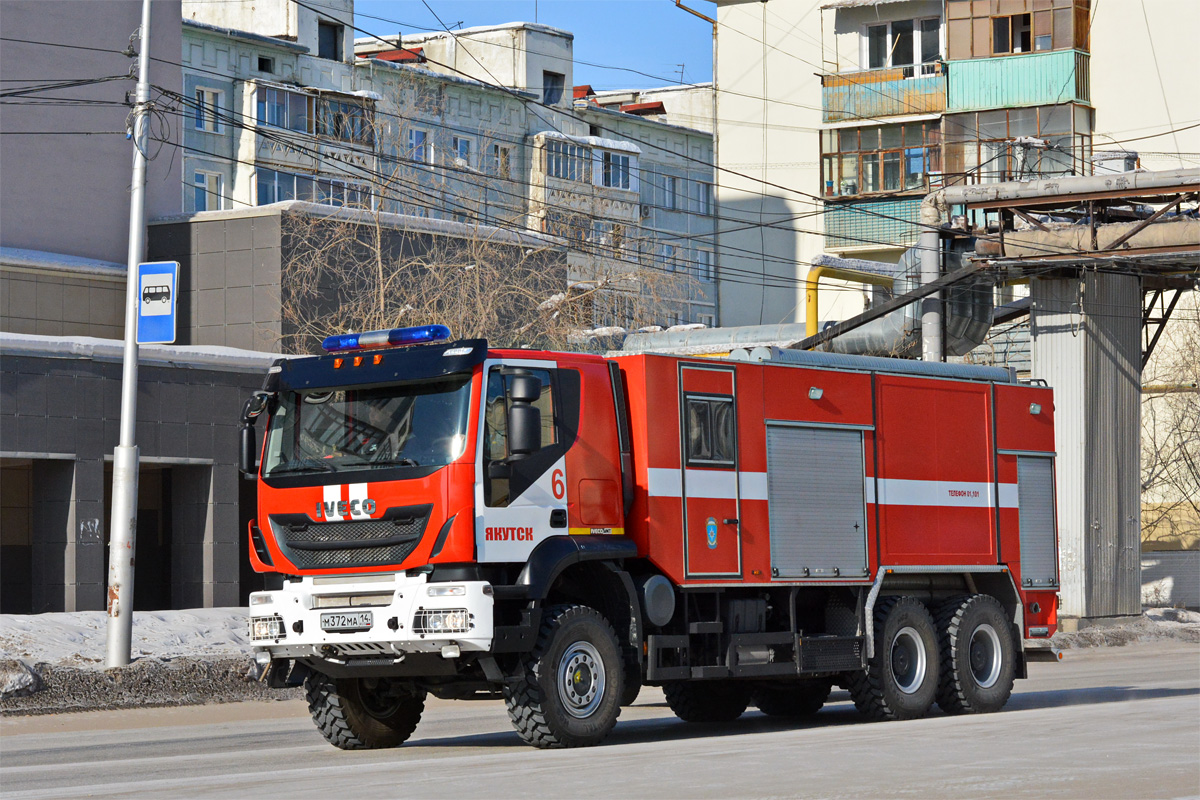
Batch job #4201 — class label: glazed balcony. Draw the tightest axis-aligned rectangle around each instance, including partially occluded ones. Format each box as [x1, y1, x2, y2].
[821, 63, 945, 124]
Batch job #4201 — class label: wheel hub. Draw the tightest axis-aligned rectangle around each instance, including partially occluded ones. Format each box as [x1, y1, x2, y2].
[889, 626, 927, 695]
[967, 623, 1002, 688]
[558, 641, 605, 719]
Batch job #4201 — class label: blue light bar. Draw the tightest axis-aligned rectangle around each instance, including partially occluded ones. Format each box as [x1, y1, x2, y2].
[321, 324, 452, 353]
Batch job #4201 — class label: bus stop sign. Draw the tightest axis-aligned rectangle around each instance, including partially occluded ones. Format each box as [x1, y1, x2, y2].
[136, 261, 178, 344]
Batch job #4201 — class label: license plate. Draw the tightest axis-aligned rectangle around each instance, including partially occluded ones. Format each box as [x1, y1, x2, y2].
[320, 611, 373, 632]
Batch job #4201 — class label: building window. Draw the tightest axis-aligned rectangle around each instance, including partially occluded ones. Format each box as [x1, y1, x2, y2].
[194, 171, 222, 211]
[697, 313, 715, 327]
[943, 104, 1091, 185]
[409, 129, 431, 163]
[657, 243, 678, 271]
[317, 96, 373, 145]
[257, 56, 274, 74]
[864, 18, 940, 75]
[602, 152, 631, 189]
[591, 221, 626, 257]
[542, 70, 565, 105]
[452, 136, 472, 167]
[696, 249, 714, 283]
[821, 121, 941, 197]
[545, 211, 589, 243]
[318, 21, 343, 60]
[194, 88, 222, 132]
[256, 86, 312, 133]
[316, 177, 371, 208]
[992, 14, 1032, 55]
[546, 140, 591, 182]
[695, 181, 713, 215]
[663, 175, 678, 210]
[489, 143, 513, 178]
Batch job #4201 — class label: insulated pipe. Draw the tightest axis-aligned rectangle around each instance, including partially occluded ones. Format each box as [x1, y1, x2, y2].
[939, 167, 1199, 207]
[919, 191, 946, 362]
[804, 265, 895, 338]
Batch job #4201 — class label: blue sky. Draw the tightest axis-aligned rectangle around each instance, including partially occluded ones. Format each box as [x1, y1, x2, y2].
[355, 1, 714, 90]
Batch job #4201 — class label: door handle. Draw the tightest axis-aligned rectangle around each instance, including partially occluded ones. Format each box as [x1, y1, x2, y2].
[723, 518, 739, 526]
[550, 509, 567, 528]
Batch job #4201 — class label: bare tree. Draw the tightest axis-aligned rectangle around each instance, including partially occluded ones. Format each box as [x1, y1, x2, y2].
[274, 101, 694, 354]
[1140, 291, 1200, 551]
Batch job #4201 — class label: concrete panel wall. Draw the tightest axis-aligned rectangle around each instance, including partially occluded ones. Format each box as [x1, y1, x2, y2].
[0, 1, 182, 265]
[1142, 551, 1200, 609]
[0, 269, 126, 338]
[0, 351, 262, 611]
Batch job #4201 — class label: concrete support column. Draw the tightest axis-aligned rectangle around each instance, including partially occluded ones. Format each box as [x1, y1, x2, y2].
[1031, 272, 1142, 619]
[72, 458, 107, 610]
[30, 459, 77, 612]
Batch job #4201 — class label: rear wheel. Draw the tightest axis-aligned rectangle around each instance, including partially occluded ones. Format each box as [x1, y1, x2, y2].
[304, 672, 425, 749]
[504, 604, 624, 749]
[935, 594, 1015, 715]
[753, 679, 832, 718]
[663, 681, 752, 722]
[847, 596, 939, 721]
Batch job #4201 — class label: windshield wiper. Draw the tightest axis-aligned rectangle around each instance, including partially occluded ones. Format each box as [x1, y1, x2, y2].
[268, 458, 336, 475]
[369, 457, 421, 467]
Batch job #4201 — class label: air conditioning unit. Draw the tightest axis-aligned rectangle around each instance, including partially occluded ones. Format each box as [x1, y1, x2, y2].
[640, 204, 652, 218]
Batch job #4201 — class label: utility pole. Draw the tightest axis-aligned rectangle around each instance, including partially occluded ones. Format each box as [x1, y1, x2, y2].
[105, 0, 153, 668]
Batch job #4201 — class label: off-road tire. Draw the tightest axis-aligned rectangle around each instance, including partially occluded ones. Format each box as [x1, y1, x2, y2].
[504, 604, 624, 749]
[753, 679, 832, 718]
[304, 672, 425, 749]
[935, 594, 1015, 715]
[663, 681, 752, 722]
[847, 596, 939, 721]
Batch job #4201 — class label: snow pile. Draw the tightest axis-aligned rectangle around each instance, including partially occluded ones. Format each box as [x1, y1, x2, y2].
[0, 608, 252, 668]
[1051, 607, 1200, 649]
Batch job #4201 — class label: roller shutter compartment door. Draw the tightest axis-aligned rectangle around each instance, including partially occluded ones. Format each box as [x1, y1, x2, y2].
[767, 425, 868, 579]
[1017, 456, 1058, 587]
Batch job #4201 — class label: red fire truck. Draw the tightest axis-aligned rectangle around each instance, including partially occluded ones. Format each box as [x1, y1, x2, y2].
[240, 324, 1060, 750]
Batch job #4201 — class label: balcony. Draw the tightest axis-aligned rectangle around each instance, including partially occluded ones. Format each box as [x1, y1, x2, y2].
[947, 49, 1090, 112]
[824, 197, 924, 252]
[821, 63, 945, 124]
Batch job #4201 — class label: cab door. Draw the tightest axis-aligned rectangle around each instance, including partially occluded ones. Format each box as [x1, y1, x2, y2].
[475, 359, 570, 562]
[680, 364, 741, 577]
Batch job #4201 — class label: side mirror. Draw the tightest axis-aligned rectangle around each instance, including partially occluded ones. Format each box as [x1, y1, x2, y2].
[241, 391, 269, 423]
[239, 426, 258, 477]
[508, 405, 541, 458]
[508, 375, 541, 403]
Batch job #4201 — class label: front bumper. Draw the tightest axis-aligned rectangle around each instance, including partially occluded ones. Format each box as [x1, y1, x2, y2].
[249, 572, 494, 666]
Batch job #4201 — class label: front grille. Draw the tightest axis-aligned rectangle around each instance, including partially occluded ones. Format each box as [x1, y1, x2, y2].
[269, 505, 432, 570]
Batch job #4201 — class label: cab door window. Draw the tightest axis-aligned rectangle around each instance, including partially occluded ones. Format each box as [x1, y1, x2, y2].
[484, 367, 557, 507]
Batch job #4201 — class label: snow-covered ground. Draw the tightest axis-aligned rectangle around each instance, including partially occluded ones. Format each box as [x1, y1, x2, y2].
[0, 609, 251, 668]
[1, 606, 1197, 669]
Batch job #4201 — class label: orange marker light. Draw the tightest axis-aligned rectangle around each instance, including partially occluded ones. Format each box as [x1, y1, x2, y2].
[373, 354, 384, 365]
[333, 358, 344, 369]
[353, 356, 364, 367]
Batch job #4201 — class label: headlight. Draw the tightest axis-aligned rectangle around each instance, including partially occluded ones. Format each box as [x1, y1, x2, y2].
[250, 614, 285, 641]
[413, 608, 470, 634]
[426, 585, 466, 597]
[250, 593, 273, 606]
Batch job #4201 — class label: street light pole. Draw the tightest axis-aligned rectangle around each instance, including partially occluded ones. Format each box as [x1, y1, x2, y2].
[105, 0, 154, 668]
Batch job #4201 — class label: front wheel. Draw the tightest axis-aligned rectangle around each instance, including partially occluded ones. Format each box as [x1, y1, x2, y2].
[935, 594, 1015, 715]
[504, 604, 624, 749]
[847, 596, 939, 721]
[304, 672, 425, 749]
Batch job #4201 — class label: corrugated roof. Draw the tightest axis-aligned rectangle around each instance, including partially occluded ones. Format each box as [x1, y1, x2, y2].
[620, 101, 667, 116]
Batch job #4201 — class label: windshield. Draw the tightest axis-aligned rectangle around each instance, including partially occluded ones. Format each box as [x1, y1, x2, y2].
[262, 375, 473, 478]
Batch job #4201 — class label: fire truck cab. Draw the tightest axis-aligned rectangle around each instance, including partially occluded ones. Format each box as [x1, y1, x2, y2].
[242, 325, 1059, 750]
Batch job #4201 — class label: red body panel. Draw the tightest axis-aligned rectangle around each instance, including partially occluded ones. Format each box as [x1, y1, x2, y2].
[253, 344, 1058, 638]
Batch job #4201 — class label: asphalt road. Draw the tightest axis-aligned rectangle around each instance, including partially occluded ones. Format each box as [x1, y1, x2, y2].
[2, 641, 1197, 800]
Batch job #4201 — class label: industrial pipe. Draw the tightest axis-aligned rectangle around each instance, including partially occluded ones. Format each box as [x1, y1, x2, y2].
[804, 265, 895, 338]
[919, 191, 947, 362]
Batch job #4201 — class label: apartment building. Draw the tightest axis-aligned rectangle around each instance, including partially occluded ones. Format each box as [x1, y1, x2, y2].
[178, 5, 717, 331]
[713, 0, 1199, 326]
